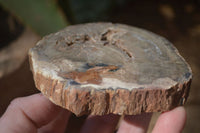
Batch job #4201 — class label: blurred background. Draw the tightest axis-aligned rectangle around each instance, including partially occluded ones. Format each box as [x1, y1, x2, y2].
[0, 0, 199, 132]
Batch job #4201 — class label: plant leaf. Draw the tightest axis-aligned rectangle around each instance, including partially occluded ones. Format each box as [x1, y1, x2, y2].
[0, 0, 69, 36]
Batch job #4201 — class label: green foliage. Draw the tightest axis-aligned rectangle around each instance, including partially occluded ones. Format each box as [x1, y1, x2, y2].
[70, 0, 112, 23]
[0, 0, 130, 35]
[0, 0, 69, 36]
[59, 0, 130, 24]
[60, 0, 113, 23]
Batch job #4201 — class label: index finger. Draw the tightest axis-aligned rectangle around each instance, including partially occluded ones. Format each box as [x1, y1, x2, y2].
[117, 113, 152, 133]
[0, 93, 65, 133]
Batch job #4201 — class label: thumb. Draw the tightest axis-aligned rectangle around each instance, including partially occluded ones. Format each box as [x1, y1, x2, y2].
[0, 93, 63, 133]
[152, 106, 187, 133]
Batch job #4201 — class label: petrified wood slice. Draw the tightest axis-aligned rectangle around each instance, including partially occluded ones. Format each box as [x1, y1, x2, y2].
[29, 23, 192, 116]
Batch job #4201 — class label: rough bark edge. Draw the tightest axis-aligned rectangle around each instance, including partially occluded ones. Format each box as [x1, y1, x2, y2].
[31, 69, 191, 116]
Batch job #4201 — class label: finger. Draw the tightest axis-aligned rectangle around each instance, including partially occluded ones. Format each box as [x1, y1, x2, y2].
[38, 109, 71, 133]
[152, 106, 186, 133]
[80, 114, 120, 133]
[117, 113, 152, 133]
[0, 93, 63, 133]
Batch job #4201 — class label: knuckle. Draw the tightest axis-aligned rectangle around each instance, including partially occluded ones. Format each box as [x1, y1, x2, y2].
[9, 97, 24, 109]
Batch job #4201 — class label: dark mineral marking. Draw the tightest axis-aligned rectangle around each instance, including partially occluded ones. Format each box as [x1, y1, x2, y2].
[101, 29, 133, 59]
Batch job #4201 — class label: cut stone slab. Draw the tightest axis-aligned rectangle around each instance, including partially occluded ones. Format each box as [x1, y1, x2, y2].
[29, 23, 192, 116]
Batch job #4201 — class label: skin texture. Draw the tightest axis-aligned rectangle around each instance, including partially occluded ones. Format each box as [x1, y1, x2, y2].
[0, 93, 186, 133]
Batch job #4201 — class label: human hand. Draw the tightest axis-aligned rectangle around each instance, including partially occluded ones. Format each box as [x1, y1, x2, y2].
[0, 93, 186, 133]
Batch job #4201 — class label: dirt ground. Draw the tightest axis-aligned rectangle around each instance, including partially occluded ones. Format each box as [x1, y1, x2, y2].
[0, 0, 200, 132]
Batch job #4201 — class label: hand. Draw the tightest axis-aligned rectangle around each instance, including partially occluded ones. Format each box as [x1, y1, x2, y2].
[0, 94, 186, 133]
